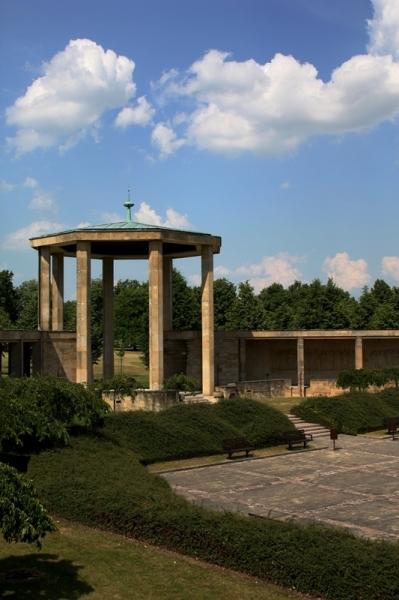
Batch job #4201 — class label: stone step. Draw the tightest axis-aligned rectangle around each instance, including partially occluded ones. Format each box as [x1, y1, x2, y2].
[285, 414, 330, 438]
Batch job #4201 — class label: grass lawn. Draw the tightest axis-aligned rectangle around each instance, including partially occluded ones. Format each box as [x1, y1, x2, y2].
[0, 520, 312, 600]
[94, 350, 149, 386]
[255, 396, 300, 414]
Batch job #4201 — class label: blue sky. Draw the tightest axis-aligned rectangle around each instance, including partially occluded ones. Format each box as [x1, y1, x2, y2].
[1, 0, 399, 297]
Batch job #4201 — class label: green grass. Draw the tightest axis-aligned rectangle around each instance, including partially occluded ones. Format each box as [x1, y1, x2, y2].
[292, 388, 399, 434]
[253, 395, 299, 414]
[0, 520, 310, 600]
[94, 350, 149, 386]
[101, 398, 295, 463]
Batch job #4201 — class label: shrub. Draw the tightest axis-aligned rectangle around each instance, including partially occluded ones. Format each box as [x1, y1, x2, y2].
[337, 367, 399, 391]
[0, 377, 108, 453]
[0, 463, 55, 547]
[29, 435, 399, 600]
[292, 389, 399, 434]
[164, 373, 199, 392]
[101, 398, 294, 463]
[94, 374, 137, 396]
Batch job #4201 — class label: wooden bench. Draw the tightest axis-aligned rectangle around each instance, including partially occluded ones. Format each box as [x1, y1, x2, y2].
[223, 437, 254, 459]
[384, 417, 399, 439]
[282, 430, 312, 450]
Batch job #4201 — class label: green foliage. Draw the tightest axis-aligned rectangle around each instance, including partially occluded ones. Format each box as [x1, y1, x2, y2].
[214, 398, 294, 446]
[29, 434, 399, 600]
[0, 377, 108, 453]
[0, 463, 54, 547]
[164, 373, 199, 391]
[292, 389, 399, 434]
[337, 367, 399, 391]
[214, 278, 237, 330]
[226, 282, 264, 330]
[101, 398, 294, 463]
[0, 270, 18, 325]
[15, 280, 38, 329]
[95, 374, 137, 395]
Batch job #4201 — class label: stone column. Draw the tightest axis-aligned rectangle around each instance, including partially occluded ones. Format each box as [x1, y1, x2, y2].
[51, 254, 64, 330]
[149, 241, 164, 390]
[103, 258, 114, 380]
[239, 338, 246, 381]
[297, 337, 305, 397]
[163, 257, 173, 331]
[39, 247, 51, 331]
[201, 245, 214, 396]
[355, 337, 363, 369]
[76, 242, 92, 384]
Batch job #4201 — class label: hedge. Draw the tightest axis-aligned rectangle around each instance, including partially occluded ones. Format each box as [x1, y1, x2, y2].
[29, 435, 399, 600]
[101, 398, 294, 463]
[292, 389, 399, 434]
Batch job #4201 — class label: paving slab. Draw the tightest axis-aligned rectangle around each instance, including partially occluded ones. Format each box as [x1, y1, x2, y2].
[162, 435, 399, 540]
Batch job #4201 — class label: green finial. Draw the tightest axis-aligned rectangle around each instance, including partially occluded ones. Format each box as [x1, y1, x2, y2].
[123, 189, 134, 222]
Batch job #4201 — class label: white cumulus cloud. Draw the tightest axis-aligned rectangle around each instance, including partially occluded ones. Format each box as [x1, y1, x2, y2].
[155, 0, 399, 157]
[23, 177, 57, 211]
[3, 221, 64, 250]
[368, 0, 399, 58]
[323, 252, 370, 290]
[6, 39, 136, 154]
[115, 96, 155, 128]
[235, 252, 302, 292]
[134, 201, 190, 228]
[382, 256, 399, 280]
[151, 122, 185, 158]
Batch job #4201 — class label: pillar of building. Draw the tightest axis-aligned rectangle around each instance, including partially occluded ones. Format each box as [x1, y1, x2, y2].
[51, 254, 64, 330]
[8, 342, 23, 377]
[39, 247, 51, 330]
[201, 245, 214, 396]
[297, 337, 305, 397]
[163, 257, 173, 331]
[239, 338, 246, 381]
[149, 241, 164, 390]
[76, 241, 92, 384]
[355, 336, 363, 369]
[103, 258, 114, 380]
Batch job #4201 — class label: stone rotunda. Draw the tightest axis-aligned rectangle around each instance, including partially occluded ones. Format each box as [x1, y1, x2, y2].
[30, 199, 221, 395]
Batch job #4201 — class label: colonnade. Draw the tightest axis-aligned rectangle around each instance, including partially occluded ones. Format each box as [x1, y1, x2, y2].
[37, 242, 215, 394]
[296, 336, 363, 396]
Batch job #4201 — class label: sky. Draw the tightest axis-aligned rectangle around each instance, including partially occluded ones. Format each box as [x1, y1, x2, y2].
[1, 0, 399, 298]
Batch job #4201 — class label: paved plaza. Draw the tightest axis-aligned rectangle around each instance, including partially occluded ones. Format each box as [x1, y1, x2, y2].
[163, 436, 399, 540]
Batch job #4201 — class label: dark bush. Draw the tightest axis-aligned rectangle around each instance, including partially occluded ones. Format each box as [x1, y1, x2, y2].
[29, 435, 399, 600]
[0, 377, 108, 453]
[94, 374, 137, 396]
[292, 389, 399, 434]
[101, 398, 294, 463]
[164, 373, 199, 392]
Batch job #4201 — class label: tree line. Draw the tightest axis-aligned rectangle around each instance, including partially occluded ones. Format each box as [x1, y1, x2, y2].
[2, 269, 399, 360]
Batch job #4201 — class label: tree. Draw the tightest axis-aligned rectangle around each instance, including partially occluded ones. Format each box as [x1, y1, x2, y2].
[214, 278, 236, 330]
[15, 280, 38, 329]
[226, 282, 264, 330]
[114, 279, 149, 355]
[0, 270, 18, 325]
[0, 463, 54, 548]
[91, 279, 103, 362]
[172, 269, 200, 330]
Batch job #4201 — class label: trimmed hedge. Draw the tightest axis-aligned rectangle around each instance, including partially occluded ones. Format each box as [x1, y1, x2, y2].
[0, 377, 108, 453]
[292, 389, 399, 434]
[101, 398, 294, 463]
[29, 435, 399, 600]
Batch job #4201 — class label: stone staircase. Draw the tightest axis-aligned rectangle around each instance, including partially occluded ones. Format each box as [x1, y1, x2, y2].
[286, 414, 330, 439]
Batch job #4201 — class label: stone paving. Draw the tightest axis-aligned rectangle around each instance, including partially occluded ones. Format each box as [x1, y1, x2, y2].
[163, 435, 399, 540]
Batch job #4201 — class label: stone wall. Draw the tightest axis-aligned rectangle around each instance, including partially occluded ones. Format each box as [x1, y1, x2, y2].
[103, 389, 179, 412]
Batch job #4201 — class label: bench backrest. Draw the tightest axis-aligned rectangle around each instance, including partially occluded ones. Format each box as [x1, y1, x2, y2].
[222, 437, 252, 450]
